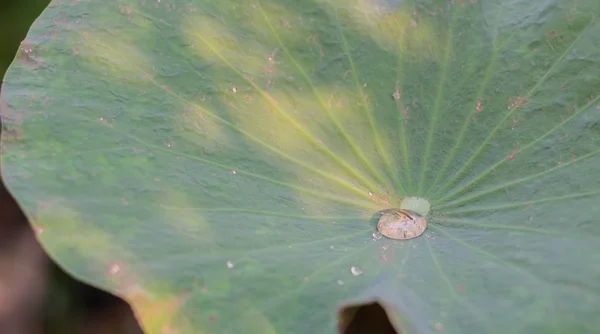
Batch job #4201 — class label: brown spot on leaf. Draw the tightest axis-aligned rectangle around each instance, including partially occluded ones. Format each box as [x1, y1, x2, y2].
[16, 41, 42, 69]
[506, 149, 519, 160]
[475, 99, 483, 112]
[508, 96, 528, 109]
[368, 191, 391, 207]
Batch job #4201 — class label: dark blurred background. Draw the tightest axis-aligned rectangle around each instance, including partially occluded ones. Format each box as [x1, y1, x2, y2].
[0, 1, 142, 333]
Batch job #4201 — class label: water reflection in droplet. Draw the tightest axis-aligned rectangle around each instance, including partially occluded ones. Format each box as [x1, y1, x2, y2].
[377, 209, 427, 240]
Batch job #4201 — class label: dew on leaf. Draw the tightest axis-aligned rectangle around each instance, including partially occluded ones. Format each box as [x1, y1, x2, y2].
[232, 169, 237, 174]
[372, 231, 382, 241]
[108, 263, 121, 275]
[377, 209, 427, 240]
[232, 87, 237, 93]
[226, 261, 234, 269]
[350, 266, 363, 276]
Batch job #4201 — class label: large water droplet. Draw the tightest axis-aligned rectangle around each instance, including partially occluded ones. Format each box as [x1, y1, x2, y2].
[377, 209, 427, 240]
[350, 266, 363, 276]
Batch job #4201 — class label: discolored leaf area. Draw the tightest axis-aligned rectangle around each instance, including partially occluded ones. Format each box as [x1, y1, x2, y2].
[2, 0, 600, 333]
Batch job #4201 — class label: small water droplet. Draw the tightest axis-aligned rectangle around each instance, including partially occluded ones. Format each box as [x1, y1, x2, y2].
[330, 245, 335, 249]
[368, 191, 373, 196]
[232, 87, 237, 93]
[232, 169, 237, 174]
[337, 280, 345, 286]
[372, 231, 382, 241]
[108, 263, 121, 275]
[350, 266, 363, 276]
[226, 261, 234, 269]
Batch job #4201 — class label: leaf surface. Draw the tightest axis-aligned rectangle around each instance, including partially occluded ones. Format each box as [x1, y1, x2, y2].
[2, 0, 600, 333]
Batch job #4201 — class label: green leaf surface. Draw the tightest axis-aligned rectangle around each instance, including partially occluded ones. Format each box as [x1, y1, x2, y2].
[2, 0, 600, 333]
